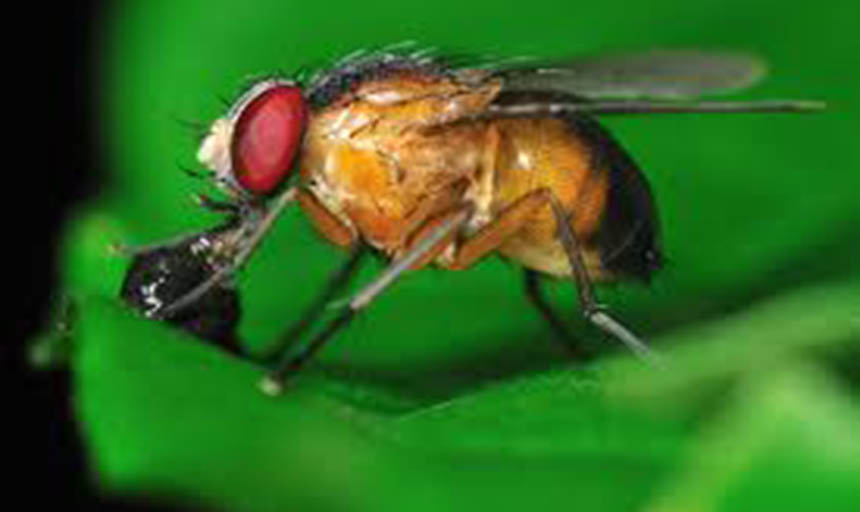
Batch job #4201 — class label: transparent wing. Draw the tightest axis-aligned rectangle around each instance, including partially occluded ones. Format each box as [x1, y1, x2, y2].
[482, 99, 825, 117]
[497, 50, 769, 99]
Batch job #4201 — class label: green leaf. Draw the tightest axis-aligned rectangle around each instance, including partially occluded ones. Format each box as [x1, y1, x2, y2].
[645, 365, 860, 512]
[48, 0, 860, 510]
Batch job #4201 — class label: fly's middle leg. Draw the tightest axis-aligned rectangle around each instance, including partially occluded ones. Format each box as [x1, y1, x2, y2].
[259, 206, 472, 395]
[252, 189, 366, 364]
[256, 242, 367, 365]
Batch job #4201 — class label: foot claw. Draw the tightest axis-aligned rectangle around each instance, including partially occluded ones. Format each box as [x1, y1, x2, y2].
[258, 375, 284, 396]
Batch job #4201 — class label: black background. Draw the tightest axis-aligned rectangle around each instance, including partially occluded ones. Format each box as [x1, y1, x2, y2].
[13, 2, 189, 509]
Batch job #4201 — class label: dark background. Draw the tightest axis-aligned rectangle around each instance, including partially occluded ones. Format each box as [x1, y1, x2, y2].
[19, 0, 92, 506]
[15, 2, 162, 509]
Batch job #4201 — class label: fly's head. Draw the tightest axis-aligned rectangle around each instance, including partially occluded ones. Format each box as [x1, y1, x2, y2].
[197, 79, 309, 199]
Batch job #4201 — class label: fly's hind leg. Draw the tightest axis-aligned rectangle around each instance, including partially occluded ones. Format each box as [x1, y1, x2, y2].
[547, 194, 662, 365]
[440, 189, 587, 358]
[446, 188, 654, 363]
[523, 269, 589, 358]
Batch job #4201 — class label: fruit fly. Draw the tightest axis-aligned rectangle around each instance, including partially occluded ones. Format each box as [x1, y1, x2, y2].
[119, 47, 822, 395]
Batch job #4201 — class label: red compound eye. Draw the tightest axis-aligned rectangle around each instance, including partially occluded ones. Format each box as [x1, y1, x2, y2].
[231, 85, 306, 195]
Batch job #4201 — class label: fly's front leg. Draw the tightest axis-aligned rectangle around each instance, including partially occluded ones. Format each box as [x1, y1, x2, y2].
[547, 194, 662, 365]
[260, 206, 472, 395]
[191, 192, 244, 215]
[297, 188, 356, 248]
[158, 187, 298, 318]
[110, 232, 206, 258]
[111, 190, 247, 257]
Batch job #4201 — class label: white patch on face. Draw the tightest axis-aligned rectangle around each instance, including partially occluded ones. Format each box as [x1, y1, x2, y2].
[196, 118, 233, 180]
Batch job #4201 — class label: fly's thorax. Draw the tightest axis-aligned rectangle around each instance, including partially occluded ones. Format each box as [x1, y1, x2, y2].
[300, 112, 490, 253]
[297, 66, 504, 252]
[311, 72, 503, 137]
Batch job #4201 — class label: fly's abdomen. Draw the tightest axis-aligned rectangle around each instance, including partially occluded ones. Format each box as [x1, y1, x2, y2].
[564, 115, 663, 282]
[490, 117, 612, 278]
